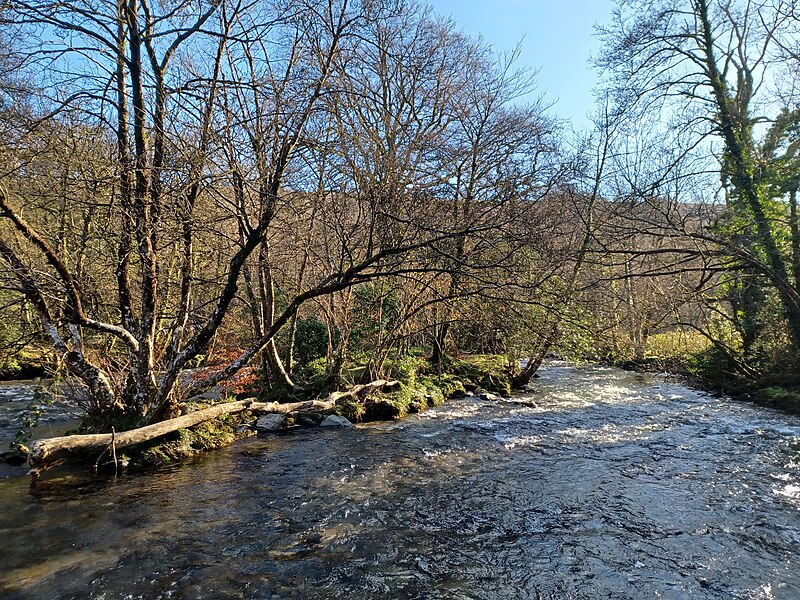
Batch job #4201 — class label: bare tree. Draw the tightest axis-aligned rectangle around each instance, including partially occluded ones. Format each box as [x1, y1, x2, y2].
[592, 0, 800, 372]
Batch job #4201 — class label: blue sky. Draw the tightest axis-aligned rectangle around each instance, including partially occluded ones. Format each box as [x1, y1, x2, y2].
[427, 0, 617, 129]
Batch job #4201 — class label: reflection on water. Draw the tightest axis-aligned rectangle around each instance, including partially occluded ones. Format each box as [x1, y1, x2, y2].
[1, 363, 800, 599]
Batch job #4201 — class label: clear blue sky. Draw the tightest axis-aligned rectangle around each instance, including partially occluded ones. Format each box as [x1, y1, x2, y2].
[427, 0, 617, 129]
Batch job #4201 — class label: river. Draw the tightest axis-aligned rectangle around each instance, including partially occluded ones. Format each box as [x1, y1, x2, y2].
[1, 362, 800, 599]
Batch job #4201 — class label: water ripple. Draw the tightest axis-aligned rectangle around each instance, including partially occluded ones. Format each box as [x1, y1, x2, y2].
[1, 363, 800, 598]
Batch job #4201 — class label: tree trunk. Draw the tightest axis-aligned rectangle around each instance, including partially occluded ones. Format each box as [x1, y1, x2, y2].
[791, 188, 800, 293]
[697, 0, 800, 348]
[431, 321, 449, 368]
[512, 337, 553, 389]
[259, 241, 296, 390]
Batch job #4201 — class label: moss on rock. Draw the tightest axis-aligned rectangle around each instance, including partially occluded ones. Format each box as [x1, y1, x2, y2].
[330, 354, 512, 424]
[420, 374, 466, 399]
[438, 355, 513, 397]
[133, 410, 256, 467]
[120, 352, 516, 468]
[335, 398, 366, 423]
[334, 380, 448, 423]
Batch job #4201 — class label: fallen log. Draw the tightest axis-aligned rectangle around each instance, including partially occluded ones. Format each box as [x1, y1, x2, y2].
[27, 379, 399, 475]
[248, 379, 399, 414]
[325, 379, 400, 403]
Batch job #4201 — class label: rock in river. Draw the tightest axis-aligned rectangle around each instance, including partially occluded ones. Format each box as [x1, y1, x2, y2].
[297, 412, 325, 427]
[255, 414, 288, 432]
[320, 415, 353, 428]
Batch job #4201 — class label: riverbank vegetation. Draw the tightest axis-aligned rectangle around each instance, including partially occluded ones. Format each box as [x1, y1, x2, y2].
[4, 0, 800, 467]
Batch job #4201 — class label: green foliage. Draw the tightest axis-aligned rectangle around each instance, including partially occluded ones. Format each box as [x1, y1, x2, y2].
[687, 345, 733, 379]
[0, 292, 39, 379]
[0, 347, 46, 380]
[551, 306, 597, 361]
[751, 386, 800, 413]
[743, 291, 798, 373]
[293, 316, 329, 367]
[679, 288, 800, 383]
[760, 107, 800, 195]
[349, 285, 400, 352]
[0, 354, 23, 379]
[297, 356, 329, 389]
[387, 352, 426, 385]
[646, 331, 712, 362]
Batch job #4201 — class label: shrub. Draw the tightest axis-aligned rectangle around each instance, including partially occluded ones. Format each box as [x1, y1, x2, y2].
[294, 316, 329, 367]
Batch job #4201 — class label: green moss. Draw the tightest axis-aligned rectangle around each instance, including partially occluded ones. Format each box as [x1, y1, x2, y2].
[335, 379, 451, 423]
[335, 398, 365, 422]
[751, 385, 800, 412]
[0, 348, 47, 380]
[420, 374, 467, 399]
[466, 354, 509, 371]
[363, 394, 406, 420]
[133, 411, 255, 467]
[388, 354, 427, 385]
[328, 353, 513, 424]
[435, 354, 513, 397]
[478, 373, 512, 397]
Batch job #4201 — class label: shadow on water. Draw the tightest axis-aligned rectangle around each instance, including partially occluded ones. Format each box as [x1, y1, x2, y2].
[1, 363, 800, 599]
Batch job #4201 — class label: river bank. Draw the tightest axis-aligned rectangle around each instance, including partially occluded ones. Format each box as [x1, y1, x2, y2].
[617, 357, 800, 416]
[2, 354, 515, 474]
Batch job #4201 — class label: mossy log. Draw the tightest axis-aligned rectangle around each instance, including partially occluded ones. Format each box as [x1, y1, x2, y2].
[28, 379, 399, 475]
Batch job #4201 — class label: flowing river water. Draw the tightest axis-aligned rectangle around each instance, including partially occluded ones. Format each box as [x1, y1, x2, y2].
[1, 362, 800, 599]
